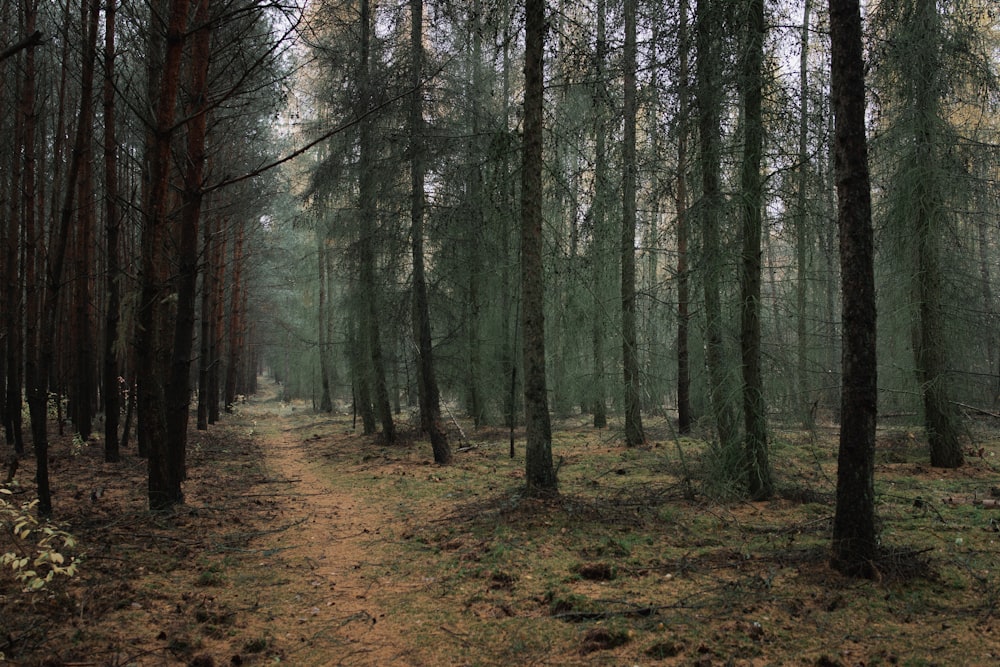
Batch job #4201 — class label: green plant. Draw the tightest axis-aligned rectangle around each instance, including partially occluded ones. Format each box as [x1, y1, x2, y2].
[1, 488, 80, 590]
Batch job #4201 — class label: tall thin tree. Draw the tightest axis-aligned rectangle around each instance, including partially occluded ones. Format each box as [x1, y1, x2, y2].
[737, 0, 773, 498]
[410, 0, 450, 463]
[521, 0, 557, 495]
[621, 0, 645, 447]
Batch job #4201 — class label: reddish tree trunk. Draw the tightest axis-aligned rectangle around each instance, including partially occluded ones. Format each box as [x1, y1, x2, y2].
[139, 0, 191, 510]
[165, 0, 212, 485]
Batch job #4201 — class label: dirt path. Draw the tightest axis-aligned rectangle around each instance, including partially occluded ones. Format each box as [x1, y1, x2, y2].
[236, 392, 413, 666]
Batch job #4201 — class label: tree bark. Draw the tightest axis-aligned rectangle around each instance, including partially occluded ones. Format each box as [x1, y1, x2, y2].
[357, 0, 396, 444]
[102, 0, 121, 461]
[795, 0, 813, 429]
[197, 213, 214, 430]
[410, 0, 450, 463]
[621, 0, 645, 447]
[317, 223, 334, 413]
[71, 0, 99, 442]
[140, 0, 192, 510]
[738, 0, 773, 499]
[696, 0, 739, 455]
[909, 0, 962, 469]
[521, 0, 557, 496]
[590, 0, 609, 430]
[225, 219, 245, 411]
[675, 0, 692, 435]
[27, 0, 100, 515]
[164, 0, 212, 494]
[829, 0, 879, 577]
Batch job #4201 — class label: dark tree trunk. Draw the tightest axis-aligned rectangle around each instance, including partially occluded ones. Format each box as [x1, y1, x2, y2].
[829, 0, 879, 577]
[164, 0, 212, 493]
[675, 0, 692, 435]
[225, 219, 245, 412]
[317, 224, 333, 412]
[738, 0, 773, 499]
[621, 0, 645, 447]
[28, 0, 100, 516]
[102, 0, 121, 461]
[197, 213, 214, 430]
[140, 0, 191, 510]
[909, 0, 962, 469]
[20, 0, 40, 463]
[795, 0, 814, 429]
[357, 0, 396, 444]
[521, 0, 557, 496]
[410, 0, 450, 463]
[696, 0, 739, 453]
[590, 0, 608, 430]
[208, 224, 226, 424]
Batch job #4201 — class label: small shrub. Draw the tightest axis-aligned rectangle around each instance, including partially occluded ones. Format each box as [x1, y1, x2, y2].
[1, 488, 80, 591]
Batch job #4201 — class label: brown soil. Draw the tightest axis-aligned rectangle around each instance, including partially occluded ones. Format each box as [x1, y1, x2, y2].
[1, 381, 416, 666]
[4, 378, 1000, 667]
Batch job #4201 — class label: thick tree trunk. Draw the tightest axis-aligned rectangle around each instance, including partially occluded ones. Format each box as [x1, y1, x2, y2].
[164, 0, 212, 492]
[72, 2, 98, 441]
[621, 0, 645, 447]
[140, 0, 192, 510]
[738, 0, 773, 499]
[410, 0, 450, 463]
[521, 0, 557, 496]
[829, 0, 879, 577]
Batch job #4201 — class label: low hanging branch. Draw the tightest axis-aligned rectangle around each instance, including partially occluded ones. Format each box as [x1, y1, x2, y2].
[0, 30, 43, 62]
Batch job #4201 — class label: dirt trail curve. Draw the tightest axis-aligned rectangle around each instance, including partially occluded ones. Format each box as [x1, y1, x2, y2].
[236, 384, 411, 666]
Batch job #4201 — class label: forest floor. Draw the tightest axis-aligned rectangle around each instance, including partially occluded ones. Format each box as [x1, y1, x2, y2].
[3, 377, 1000, 666]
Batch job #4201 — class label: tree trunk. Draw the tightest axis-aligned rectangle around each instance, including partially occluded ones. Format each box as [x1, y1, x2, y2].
[829, 0, 879, 577]
[20, 1, 41, 463]
[795, 0, 813, 429]
[358, 0, 396, 444]
[696, 0, 739, 455]
[225, 219, 245, 411]
[208, 223, 226, 424]
[197, 213, 214, 429]
[909, 0, 962, 469]
[675, 0, 692, 435]
[27, 0, 100, 516]
[410, 0, 450, 463]
[164, 0, 212, 494]
[102, 0, 121, 461]
[590, 0, 609, 430]
[621, 0, 645, 447]
[521, 0, 556, 496]
[317, 223, 333, 412]
[141, 0, 192, 510]
[738, 0, 773, 499]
